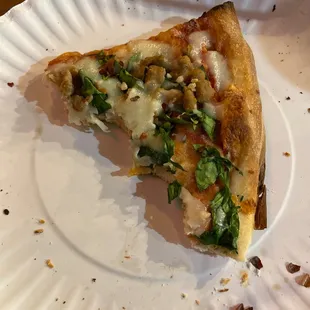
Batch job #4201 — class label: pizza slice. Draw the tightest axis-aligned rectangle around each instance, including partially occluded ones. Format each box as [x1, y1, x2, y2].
[45, 1, 266, 261]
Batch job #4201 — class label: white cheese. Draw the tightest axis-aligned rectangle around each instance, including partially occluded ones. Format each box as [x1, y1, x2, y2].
[114, 88, 163, 139]
[75, 57, 101, 83]
[203, 102, 224, 120]
[132, 133, 164, 166]
[130, 40, 173, 61]
[98, 78, 122, 106]
[205, 51, 231, 91]
[180, 188, 211, 236]
[188, 31, 212, 64]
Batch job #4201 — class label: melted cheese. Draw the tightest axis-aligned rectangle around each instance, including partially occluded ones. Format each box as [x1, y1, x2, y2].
[205, 51, 231, 91]
[129, 40, 173, 61]
[76, 57, 101, 82]
[188, 31, 212, 64]
[180, 188, 211, 236]
[114, 87, 163, 139]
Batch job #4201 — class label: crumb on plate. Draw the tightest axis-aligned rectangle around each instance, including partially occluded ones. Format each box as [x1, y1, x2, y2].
[46, 259, 54, 268]
[218, 288, 229, 293]
[7, 82, 14, 87]
[195, 299, 200, 305]
[181, 292, 187, 299]
[240, 271, 249, 287]
[283, 152, 290, 157]
[38, 219, 45, 224]
[220, 278, 231, 286]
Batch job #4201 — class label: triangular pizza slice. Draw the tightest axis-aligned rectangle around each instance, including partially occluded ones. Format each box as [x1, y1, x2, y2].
[45, 1, 266, 261]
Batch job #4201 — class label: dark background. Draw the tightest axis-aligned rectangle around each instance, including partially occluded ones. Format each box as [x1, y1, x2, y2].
[0, 0, 24, 16]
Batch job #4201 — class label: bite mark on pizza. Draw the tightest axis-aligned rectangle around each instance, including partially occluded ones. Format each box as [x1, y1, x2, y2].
[45, 1, 266, 261]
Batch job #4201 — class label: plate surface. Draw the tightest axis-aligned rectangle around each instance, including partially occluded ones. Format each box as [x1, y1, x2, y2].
[0, 0, 310, 309]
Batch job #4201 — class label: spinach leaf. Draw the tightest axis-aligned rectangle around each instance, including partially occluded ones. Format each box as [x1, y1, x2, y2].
[79, 70, 111, 114]
[195, 159, 218, 191]
[158, 127, 174, 158]
[192, 110, 216, 140]
[197, 187, 239, 251]
[194, 145, 242, 188]
[119, 69, 143, 89]
[167, 181, 182, 204]
[91, 94, 112, 114]
[137, 146, 169, 165]
[170, 160, 185, 171]
[114, 60, 123, 75]
[193, 144, 203, 151]
[80, 74, 100, 96]
[96, 50, 114, 65]
[127, 53, 141, 72]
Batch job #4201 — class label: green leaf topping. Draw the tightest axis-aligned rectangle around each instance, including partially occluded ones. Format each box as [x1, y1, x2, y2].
[195, 159, 218, 191]
[167, 181, 182, 204]
[197, 187, 239, 251]
[127, 53, 142, 72]
[193, 144, 204, 151]
[137, 146, 169, 165]
[91, 94, 112, 114]
[192, 110, 216, 140]
[193, 145, 242, 251]
[79, 70, 111, 114]
[119, 69, 143, 89]
[96, 50, 114, 65]
[157, 110, 216, 140]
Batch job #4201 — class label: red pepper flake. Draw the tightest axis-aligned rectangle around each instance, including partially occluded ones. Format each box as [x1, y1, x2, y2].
[283, 152, 290, 157]
[249, 256, 263, 270]
[295, 273, 310, 288]
[286, 262, 301, 274]
[7, 82, 14, 87]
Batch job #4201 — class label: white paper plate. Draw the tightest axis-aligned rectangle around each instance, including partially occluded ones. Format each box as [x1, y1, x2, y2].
[0, 0, 309, 309]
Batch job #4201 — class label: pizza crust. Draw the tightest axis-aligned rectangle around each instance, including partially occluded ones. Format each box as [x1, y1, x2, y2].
[45, 1, 265, 261]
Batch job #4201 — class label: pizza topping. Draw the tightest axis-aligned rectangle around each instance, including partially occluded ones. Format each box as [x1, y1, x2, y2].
[286, 262, 301, 274]
[127, 53, 142, 72]
[130, 40, 173, 63]
[168, 181, 182, 203]
[145, 65, 166, 91]
[194, 146, 241, 250]
[79, 71, 112, 114]
[196, 80, 215, 103]
[115, 87, 162, 138]
[205, 51, 231, 91]
[120, 82, 128, 91]
[183, 88, 197, 110]
[188, 31, 212, 65]
[180, 187, 212, 236]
